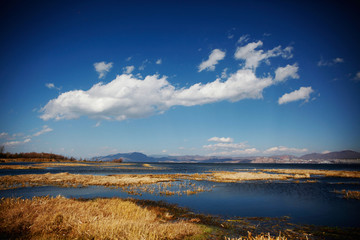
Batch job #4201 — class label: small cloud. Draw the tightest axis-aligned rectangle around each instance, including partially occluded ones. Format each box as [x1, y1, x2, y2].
[263, 33, 271, 37]
[278, 86, 314, 105]
[139, 59, 149, 71]
[156, 59, 162, 65]
[162, 149, 167, 153]
[352, 71, 360, 82]
[94, 61, 113, 79]
[227, 34, 234, 39]
[333, 58, 344, 63]
[3, 138, 31, 147]
[0, 132, 8, 138]
[322, 150, 331, 154]
[208, 137, 233, 143]
[264, 146, 308, 154]
[234, 41, 293, 69]
[123, 65, 135, 74]
[198, 49, 226, 72]
[45, 83, 55, 89]
[126, 56, 132, 61]
[274, 63, 299, 82]
[237, 34, 250, 44]
[33, 125, 53, 137]
[221, 68, 228, 79]
[94, 122, 101, 127]
[210, 148, 259, 156]
[318, 57, 344, 67]
[45, 83, 61, 91]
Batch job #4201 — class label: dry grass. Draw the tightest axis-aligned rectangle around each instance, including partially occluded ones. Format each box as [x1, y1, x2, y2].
[334, 190, 360, 200]
[0, 172, 176, 190]
[260, 169, 360, 179]
[0, 196, 204, 239]
[225, 231, 287, 240]
[0, 165, 45, 170]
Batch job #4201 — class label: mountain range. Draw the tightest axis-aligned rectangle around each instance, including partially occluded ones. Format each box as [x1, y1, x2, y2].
[91, 150, 360, 164]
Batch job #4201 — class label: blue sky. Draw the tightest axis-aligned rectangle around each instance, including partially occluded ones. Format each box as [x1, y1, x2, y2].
[1, 0, 359, 158]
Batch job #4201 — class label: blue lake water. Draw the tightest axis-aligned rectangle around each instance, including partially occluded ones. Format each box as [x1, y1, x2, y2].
[1, 163, 360, 228]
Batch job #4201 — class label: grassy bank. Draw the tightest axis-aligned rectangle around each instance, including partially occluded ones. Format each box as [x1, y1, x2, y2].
[0, 196, 206, 240]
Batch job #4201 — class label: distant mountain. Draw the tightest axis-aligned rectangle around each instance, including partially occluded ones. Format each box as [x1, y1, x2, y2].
[92, 152, 158, 162]
[301, 150, 360, 160]
[92, 150, 360, 163]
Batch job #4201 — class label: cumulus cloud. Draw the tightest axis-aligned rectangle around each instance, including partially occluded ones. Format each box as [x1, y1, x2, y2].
[156, 59, 162, 64]
[234, 41, 293, 69]
[33, 125, 53, 137]
[123, 66, 135, 74]
[40, 69, 273, 121]
[317, 57, 344, 67]
[274, 63, 299, 82]
[264, 146, 308, 154]
[94, 61, 113, 79]
[208, 137, 233, 143]
[198, 49, 226, 72]
[278, 87, 314, 105]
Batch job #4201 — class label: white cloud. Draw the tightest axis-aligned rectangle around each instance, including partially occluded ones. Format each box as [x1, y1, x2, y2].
[198, 49, 226, 72]
[94, 122, 101, 127]
[94, 61, 113, 79]
[278, 87, 314, 105]
[211, 148, 259, 156]
[237, 34, 249, 44]
[353, 71, 360, 82]
[156, 59, 162, 64]
[221, 68, 228, 79]
[318, 57, 344, 67]
[3, 138, 31, 147]
[126, 56, 132, 61]
[203, 142, 247, 151]
[234, 41, 293, 69]
[333, 58, 344, 63]
[208, 137, 233, 143]
[274, 63, 299, 82]
[46, 83, 55, 89]
[33, 125, 53, 137]
[45, 83, 61, 91]
[264, 146, 308, 154]
[139, 59, 149, 71]
[41, 69, 273, 121]
[0, 132, 8, 138]
[123, 65, 135, 74]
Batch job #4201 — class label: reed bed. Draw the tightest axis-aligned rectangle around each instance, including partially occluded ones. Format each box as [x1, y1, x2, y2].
[0, 165, 45, 170]
[0, 172, 176, 190]
[334, 190, 360, 200]
[225, 232, 287, 240]
[259, 169, 360, 179]
[0, 196, 204, 239]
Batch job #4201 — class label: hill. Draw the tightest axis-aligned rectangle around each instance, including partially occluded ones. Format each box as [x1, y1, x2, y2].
[301, 150, 360, 160]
